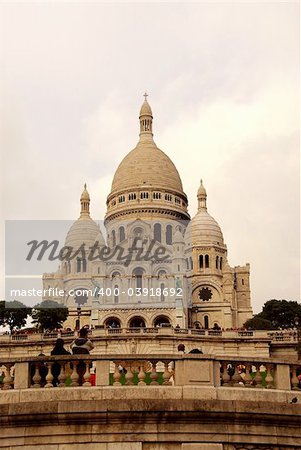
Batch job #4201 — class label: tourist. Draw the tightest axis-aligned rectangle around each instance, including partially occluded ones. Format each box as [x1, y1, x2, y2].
[51, 338, 71, 356]
[70, 327, 94, 354]
[51, 338, 71, 387]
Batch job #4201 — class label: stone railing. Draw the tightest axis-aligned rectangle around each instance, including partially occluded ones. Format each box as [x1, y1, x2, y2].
[0, 354, 300, 391]
[2, 328, 298, 342]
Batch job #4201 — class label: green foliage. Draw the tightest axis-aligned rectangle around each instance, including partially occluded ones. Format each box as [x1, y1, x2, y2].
[32, 300, 69, 332]
[0, 300, 5, 327]
[244, 316, 272, 330]
[0, 300, 32, 332]
[244, 299, 301, 330]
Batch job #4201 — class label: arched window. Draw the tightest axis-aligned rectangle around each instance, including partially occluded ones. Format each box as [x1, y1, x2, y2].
[160, 283, 165, 302]
[166, 225, 172, 245]
[199, 255, 203, 269]
[82, 259, 87, 272]
[129, 316, 146, 328]
[112, 271, 121, 278]
[204, 315, 209, 330]
[112, 230, 116, 247]
[190, 257, 193, 270]
[76, 258, 81, 273]
[216, 256, 219, 269]
[154, 223, 161, 243]
[114, 284, 119, 304]
[105, 317, 121, 328]
[154, 316, 171, 327]
[133, 227, 143, 248]
[205, 254, 209, 268]
[186, 258, 189, 270]
[133, 267, 144, 290]
[242, 278, 244, 285]
[220, 257, 223, 270]
[119, 226, 125, 242]
[68, 261, 71, 273]
[158, 269, 166, 278]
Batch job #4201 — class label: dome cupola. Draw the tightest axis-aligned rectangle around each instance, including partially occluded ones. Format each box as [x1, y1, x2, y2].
[65, 184, 101, 249]
[105, 95, 190, 223]
[186, 181, 225, 248]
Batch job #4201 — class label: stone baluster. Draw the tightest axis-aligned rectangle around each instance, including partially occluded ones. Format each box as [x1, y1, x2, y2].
[58, 362, 67, 387]
[45, 362, 54, 388]
[232, 363, 242, 387]
[113, 363, 122, 386]
[243, 363, 253, 388]
[150, 360, 158, 385]
[2, 363, 14, 390]
[83, 361, 92, 387]
[32, 363, 42, 388]
[125, 362, 134, 385]
[265, 364, 274, 389]
[253, 365, 263, 388]
[162, 361, 172, 385]
[70, 361, 79, 387]
[221, 362, 231, 387]
[291, 365, 300, 390]
[137, 364, 146, 385]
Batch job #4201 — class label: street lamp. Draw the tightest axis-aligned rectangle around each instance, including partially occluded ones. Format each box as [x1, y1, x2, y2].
[76, 307, 82, 331]
[294, 316, 300, 360]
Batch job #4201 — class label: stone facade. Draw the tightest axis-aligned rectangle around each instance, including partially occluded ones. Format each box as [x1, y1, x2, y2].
[42, 97, 253, 331]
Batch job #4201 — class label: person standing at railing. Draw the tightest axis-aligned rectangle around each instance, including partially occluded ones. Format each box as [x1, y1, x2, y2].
[70, 328, 94, 354]
[51, 338, 71, 387]
[70, 328, 94, 385]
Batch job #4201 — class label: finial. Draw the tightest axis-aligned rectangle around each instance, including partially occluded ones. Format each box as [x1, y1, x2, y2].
[144, 92, 148, 102]
[197, 179, 207, 211]
[80, 184, 90, 217]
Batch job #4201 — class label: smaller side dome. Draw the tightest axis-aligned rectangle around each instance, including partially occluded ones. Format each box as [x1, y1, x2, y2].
[187, 180, 225, 247]
[65, 185, 103, 249]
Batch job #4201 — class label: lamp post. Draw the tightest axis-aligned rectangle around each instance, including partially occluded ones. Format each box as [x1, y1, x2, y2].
[294, 316, 300, 360]
[76, 307, 82, 331]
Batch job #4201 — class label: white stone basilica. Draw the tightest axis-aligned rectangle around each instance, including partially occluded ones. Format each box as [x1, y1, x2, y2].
[43, 96, 253, 330]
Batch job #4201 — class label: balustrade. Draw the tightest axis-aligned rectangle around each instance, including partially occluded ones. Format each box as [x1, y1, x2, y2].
[0, 356, 299, 391]
[1, 329, 299, 343]
[219, 360, 276, 389]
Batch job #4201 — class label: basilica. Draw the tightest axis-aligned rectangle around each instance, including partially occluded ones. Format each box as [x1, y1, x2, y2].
[43, 96, 253, 330]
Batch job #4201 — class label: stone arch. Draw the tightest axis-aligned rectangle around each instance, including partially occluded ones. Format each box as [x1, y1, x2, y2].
[102, 312, 124, 328]
[128, 315, 147, 328]
[104, 316, 121, 328]
[153, 315, 171, 327]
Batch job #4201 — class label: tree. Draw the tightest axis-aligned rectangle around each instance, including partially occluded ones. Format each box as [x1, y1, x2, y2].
[0, 300, 32, 333]
[32, 300, 69, 331]
[0, 300, 5, 327]
[244, 316, 272, 330]
[244, 299, 301, 330]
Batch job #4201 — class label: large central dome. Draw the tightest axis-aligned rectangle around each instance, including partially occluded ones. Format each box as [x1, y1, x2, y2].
[105, 96, 189, 222]
[111, 139, 184, 194]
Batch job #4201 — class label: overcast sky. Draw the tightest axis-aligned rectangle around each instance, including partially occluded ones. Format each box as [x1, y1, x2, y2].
[0, 2, 299, 313]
